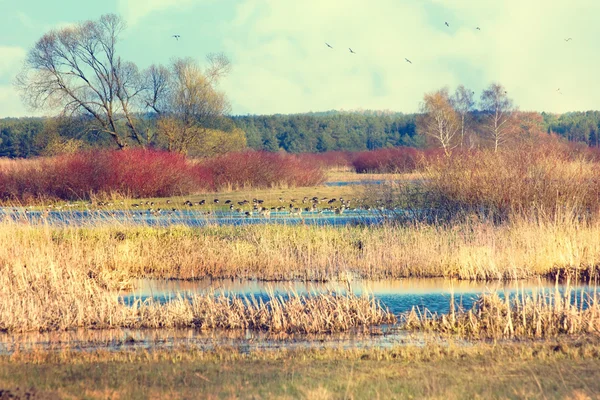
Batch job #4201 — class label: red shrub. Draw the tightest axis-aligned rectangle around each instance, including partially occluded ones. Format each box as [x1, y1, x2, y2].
[0, 149, 198, 201]
[296, 151, 353, 170]
[0, 149, 326, 202]
[195, 151, 325, 190]
[351, 147, 422, 173]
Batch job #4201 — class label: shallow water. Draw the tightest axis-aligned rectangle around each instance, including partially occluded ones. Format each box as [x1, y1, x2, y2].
[325, 180, 389, 186]
[123, 278, 600, 316]
[2, 278, 595, 354]
[0, 327, 434, 355]
[1, 208, 396, 227]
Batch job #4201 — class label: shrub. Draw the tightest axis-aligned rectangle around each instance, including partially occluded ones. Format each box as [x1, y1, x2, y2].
[351, 147, 422, 173]
[0, 149, 326, 202]
[195, 151, 325, 190]
[423, 142, 600, 219]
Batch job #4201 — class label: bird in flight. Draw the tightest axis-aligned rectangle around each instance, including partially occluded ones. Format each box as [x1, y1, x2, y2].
[476, 27, 481, 31]
[445, 22, 449, 27]
[405, 58, 412, 64]
[172, 35, 181, 40]
[349, 48, 356, 54]
[564, 38, 572, 42]
[326, 43, 333, 49]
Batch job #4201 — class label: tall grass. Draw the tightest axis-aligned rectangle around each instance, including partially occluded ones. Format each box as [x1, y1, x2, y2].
[403, 283, 600, 339]
[1, 214, 599, 282]
[422, 143, 600, 220]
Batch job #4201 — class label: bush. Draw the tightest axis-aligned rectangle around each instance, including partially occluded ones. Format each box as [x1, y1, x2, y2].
[0, 149, 326, 202]
[351, 147, 422, 173]
[423, 142, 600, 218]
[195, 151, 325, 190]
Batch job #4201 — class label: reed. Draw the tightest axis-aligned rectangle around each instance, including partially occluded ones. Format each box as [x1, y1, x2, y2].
[402, 283, 600, 339]
[1, 212, 600, 282]
[0, 225, 394, 333]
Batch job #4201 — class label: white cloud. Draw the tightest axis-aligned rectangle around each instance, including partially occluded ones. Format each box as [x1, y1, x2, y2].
[117, 0, 201, 26]
[222, 0, 600, 114]
[0, 46, 30, 118]
[0, 46, 25, 77]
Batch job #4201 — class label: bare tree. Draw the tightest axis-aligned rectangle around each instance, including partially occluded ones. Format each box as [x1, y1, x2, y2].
[417, 88, 461, 156]
[150, 56, 232, 154]
[480, 83, 515, 152]
[452, 85, 475, 148]
[15, 14, 147, 149]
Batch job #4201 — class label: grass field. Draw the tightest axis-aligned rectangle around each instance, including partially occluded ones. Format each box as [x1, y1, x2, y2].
[1, 340, 599, 399]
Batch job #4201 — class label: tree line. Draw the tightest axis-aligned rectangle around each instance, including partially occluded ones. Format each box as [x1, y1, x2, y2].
[3, 108, 600, 158]
[4, 13, 600, 158]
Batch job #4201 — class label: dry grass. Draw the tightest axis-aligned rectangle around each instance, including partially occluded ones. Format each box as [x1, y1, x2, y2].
[2, 340, 600, 399]
[0, 226, 394, 333]
[1, 212, 600, 283]
[403, 282, 600, 339]
[423, 144, 600, 220]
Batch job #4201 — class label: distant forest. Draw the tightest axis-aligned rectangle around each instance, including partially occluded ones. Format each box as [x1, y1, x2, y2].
[1, 110, 599, 158]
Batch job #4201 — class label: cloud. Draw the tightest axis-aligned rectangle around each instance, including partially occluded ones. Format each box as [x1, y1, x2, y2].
[117, 0, 200, 26]
[0, 46, 26, 77]
[221, 0, 600, 114]
[0, 46, 31, 118]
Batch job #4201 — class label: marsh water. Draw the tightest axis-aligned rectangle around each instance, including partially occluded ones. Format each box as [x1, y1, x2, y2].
[123, 278, 600, 316]
[1, 208, 398, 227]
[1, 277, 596, 354]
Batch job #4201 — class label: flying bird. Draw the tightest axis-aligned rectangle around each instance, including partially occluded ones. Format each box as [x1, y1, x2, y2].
[445, 22, 449, 27]
[476, 27, 481, 31]
[405, 58, 412, 64]
[564, 38, 572, 42]
[172, 35, 181, 40]
[326, 42, 333, 49]
[349, 48, 356, 54]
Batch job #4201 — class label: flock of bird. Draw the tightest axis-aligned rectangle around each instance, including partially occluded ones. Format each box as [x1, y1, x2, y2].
[322, 21, 572, 71]
[0, 196, 392, 222]
[170, 20, 573, 96]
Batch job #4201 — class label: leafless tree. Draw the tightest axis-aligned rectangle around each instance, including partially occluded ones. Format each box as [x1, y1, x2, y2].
[15, 14, 148, 149]
[452, 85, 475, 148]
[417, 88, 461, 156]
[480, 83, 515, 152]
[148, 56, 232, 153]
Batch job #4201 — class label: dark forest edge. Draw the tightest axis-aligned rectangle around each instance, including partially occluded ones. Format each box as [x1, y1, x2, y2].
[1, 109, 600, 158]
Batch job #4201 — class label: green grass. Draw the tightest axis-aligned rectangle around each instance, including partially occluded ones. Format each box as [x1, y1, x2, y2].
[2, 340, 600, 399]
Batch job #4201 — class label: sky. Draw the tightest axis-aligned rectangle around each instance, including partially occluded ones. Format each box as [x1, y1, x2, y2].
[0, 0, 598, 118]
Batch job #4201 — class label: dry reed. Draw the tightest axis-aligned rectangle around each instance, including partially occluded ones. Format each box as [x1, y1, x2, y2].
[402, 282, 600, 339]
[2, 211, 599, 282]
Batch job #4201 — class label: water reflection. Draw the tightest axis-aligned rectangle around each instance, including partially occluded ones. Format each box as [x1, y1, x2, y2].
[123, 278, 600, 316]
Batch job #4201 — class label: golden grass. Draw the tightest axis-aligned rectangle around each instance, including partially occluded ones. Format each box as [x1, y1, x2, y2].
[403, 283, 600, 339]
[0, 225, 394, 333]
[2, 210, 599, 282]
